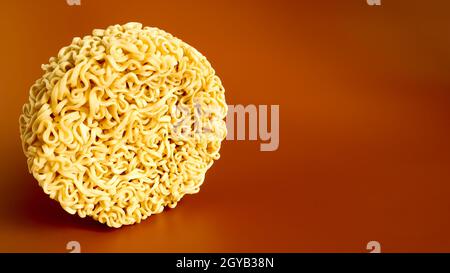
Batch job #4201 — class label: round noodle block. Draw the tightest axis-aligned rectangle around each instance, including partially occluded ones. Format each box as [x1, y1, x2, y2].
[19, 22, 227, 228]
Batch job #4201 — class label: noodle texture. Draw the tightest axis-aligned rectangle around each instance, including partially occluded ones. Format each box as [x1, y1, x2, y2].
[19, 22, 227, 228]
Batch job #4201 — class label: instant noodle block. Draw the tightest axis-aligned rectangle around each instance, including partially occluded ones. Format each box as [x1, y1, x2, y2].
[19, 22, 227, 228]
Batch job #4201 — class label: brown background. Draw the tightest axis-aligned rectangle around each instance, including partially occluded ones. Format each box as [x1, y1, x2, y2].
[0, 0, 449, 252]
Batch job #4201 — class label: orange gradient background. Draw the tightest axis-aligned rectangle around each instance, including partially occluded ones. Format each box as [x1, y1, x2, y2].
[0, 0, 450, 252]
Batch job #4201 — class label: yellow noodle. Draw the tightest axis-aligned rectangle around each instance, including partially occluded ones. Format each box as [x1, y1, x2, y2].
[19, 22, 227, 228]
